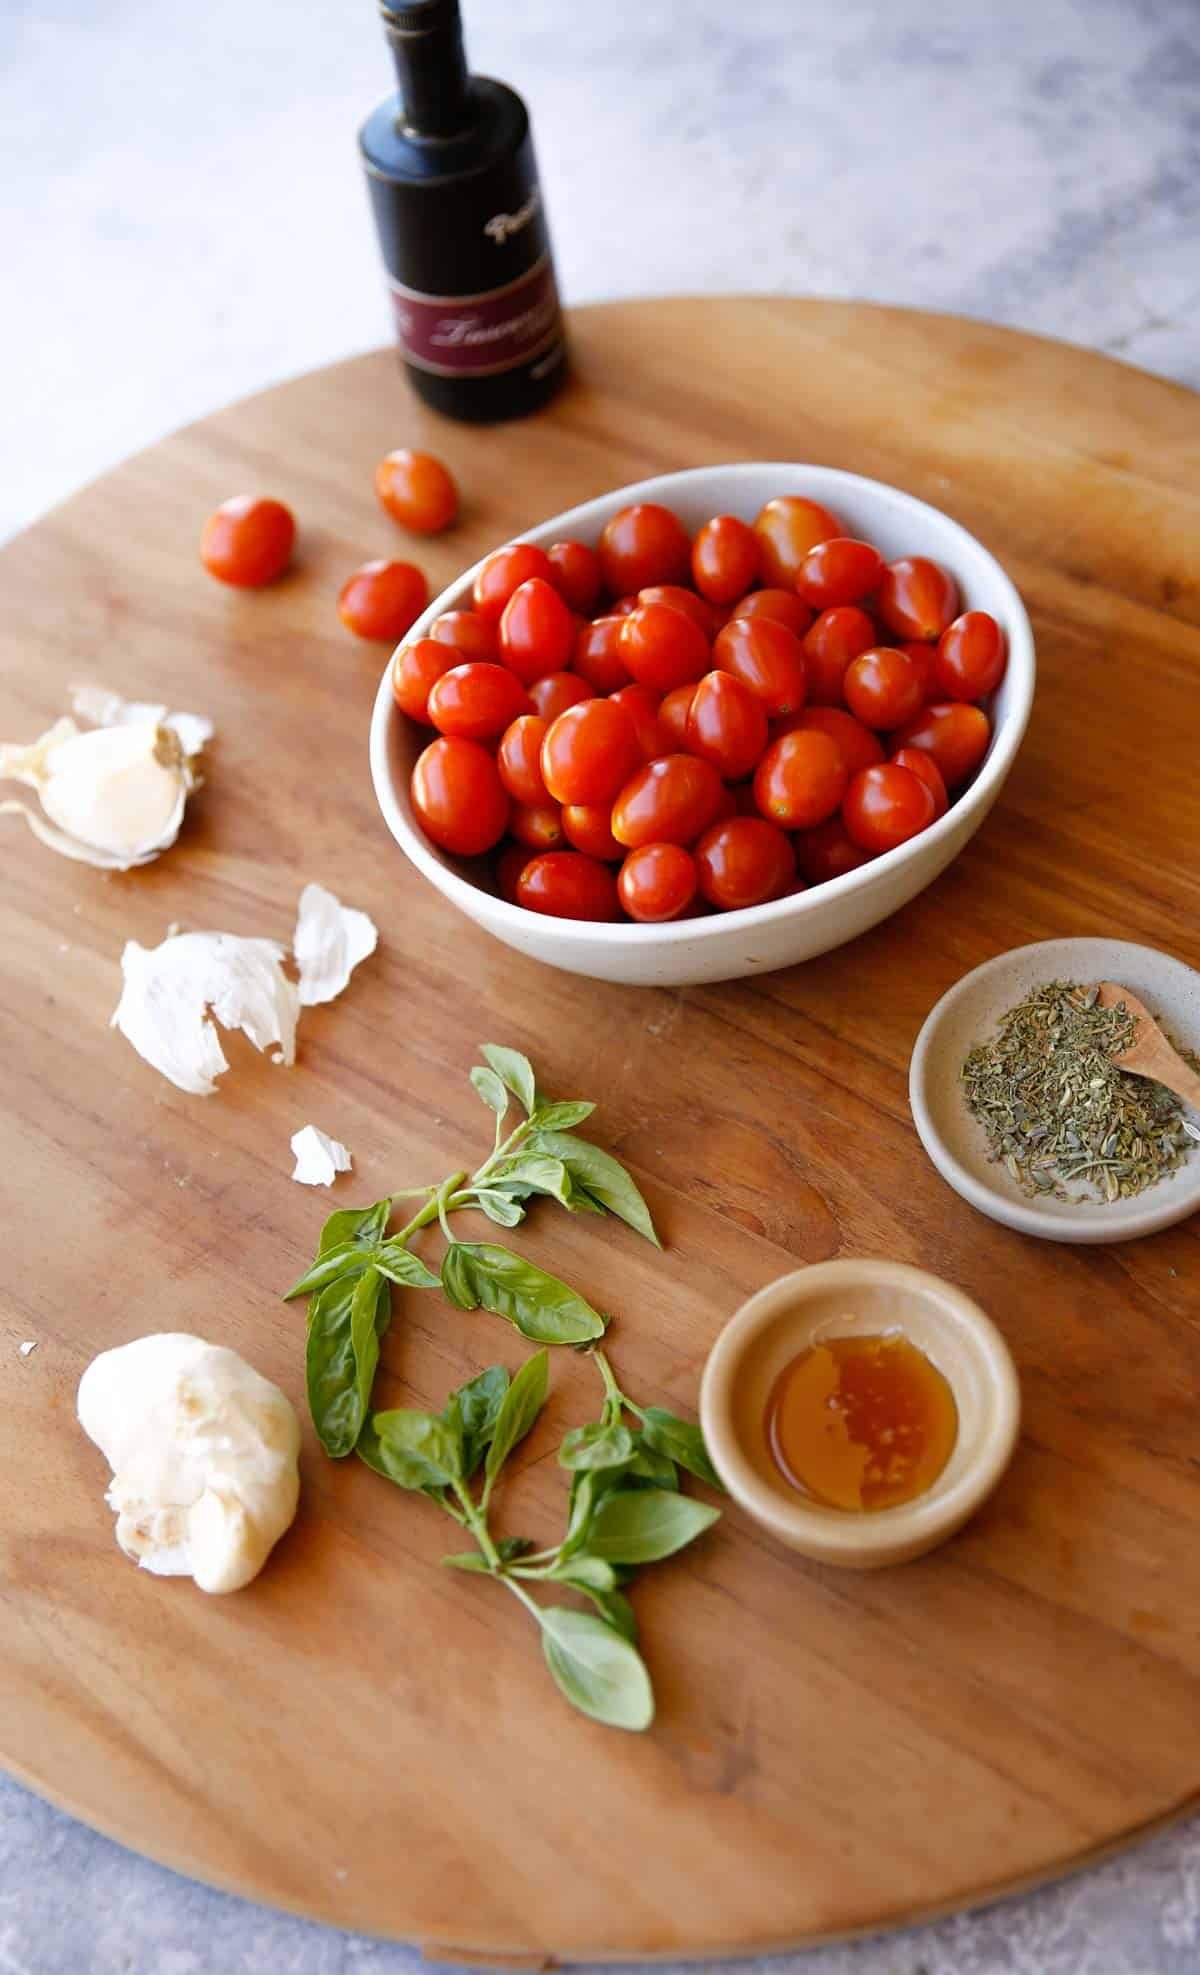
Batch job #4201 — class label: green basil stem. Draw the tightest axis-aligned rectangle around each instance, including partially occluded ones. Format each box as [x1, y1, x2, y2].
[393, 1174, 467, 1247]
[501, 1574, 545, 1622]
[593, 1348, 625, 1417]
[450, 1477, 503, 1569]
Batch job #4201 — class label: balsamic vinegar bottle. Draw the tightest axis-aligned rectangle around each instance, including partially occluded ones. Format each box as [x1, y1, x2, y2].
[360, 0, 567, 423]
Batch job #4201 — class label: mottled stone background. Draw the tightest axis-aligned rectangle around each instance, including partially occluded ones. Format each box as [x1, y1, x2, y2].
[2, 0, 1198, 1968]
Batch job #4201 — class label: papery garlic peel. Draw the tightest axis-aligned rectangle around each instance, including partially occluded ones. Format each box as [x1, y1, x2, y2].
[112, 931, 299, 1096]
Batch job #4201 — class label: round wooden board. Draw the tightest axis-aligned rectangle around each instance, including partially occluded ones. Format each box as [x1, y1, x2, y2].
[3, 299, 1200, 1964]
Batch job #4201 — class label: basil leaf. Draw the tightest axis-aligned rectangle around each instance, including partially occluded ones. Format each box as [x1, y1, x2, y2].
[306, 1266, 389, 1458]
[639, 1408, 724, 1489]
[491, 1154, 574, 1208]
[567, 1582, 639, 1643]
[373, 1239, 440, 1290]
[558, 1422, 635, 1472]
[549, 1554, 616, 1592]
[480, 1043, 536, 1116]
[485, 1347, 548, 1481]
[558, 1468, 600, 1560]
[470, 1065, 510, 1117]
[442, 1536, 534, 1572]
[623, 1442, 679, 1491]
[440, 1550, 491, 1573]
[317, 1197, 391, 1258]
[282, 1242, 370, 1302]
[532, 1100, 595, 1132]
[360, 1407, 463, 1488]
[527, 1132, 660, 1247]
[473, 1190, 526, 1228]
[538, 1607, 654, 1730]
[452, 1363, 510, 1476]
[563, 1179, 605, 1215]
[440, 1243, 606, 1344]
[587, 1487, 719, 1564]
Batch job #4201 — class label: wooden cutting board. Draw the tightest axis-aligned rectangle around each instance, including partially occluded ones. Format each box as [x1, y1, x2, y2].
[3, 299, 1200, 1964]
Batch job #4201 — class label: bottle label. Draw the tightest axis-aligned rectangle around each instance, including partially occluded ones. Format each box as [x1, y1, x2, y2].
[387, 252, 562, 378]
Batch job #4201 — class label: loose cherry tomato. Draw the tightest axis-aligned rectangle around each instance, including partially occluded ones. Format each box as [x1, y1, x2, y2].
[562, 803, 624, 861]
[374, 448, 458, 534]
[530, 671, 594, 722]
[712, 615, 807, 717]
[876, 557, 959, 642]
[795, 537, 883, 611]
[516, 851, 621, 921]
[691, 514, 760, 605]
[391, 638, 455, 722]
[510, 801, 566, 851]
[843, 647, 924, 730]
[426, 661, 530, 741]
[898, 639, 936, 702]
[621, 601, 709, 693]
[732, 588, 814, 636]
[934, 611, 1007, 700]
[685, 670, 768, 780]
[694, 816, 795, 911]
[497, 713, 550, 805]
[338, 559, 428, 641]
[752, 495, 842, 588]
[777, 705, 885, 778]
[573, 617, 631, 693]
[611, 755, 724, 849]
[598, 503, 691, 595]
[843, 763, 936, 853]
[794, 815, 874, 885]
[473, 542, 554, 620]
[753, 729, 847, 830]
[429, 608, 500, 663]
[541, 698, 642, 806]
[496, 842, 532, 903]
[638, 584, 719, 641]
[891, 744, 949, 819]
[499, 577, 576, 683]
[618, 842, 699, 921]
[889, 701, 991, 787]
[200, 495, 295, 588]
[411, 736, 508, 855]
[658, 681, 698, 751]
[801, 606, 876, 704]
[546, 539, 603, 615]
[608, 684, 667, 762]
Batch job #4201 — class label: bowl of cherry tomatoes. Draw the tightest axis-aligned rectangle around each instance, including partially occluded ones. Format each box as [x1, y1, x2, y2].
[369, 464, 1034, 986]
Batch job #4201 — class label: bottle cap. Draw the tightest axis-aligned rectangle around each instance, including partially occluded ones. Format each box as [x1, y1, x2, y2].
[380, 0, 459, 31]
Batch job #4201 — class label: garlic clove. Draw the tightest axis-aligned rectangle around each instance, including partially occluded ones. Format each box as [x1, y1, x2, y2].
[293, 882, 378, 1007]
[112, 931, 299, 1096]
[290, 1124, 353, 1186]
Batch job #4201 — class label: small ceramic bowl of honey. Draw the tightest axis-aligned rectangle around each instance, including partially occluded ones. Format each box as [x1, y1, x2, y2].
[699, 1259, 1020, 1569]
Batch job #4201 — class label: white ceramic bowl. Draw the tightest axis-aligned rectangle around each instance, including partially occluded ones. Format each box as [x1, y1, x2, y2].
[370, 464, 1035, 987]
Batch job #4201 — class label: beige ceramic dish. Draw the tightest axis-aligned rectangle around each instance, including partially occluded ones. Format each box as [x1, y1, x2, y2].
[699, 1259, 1020, 1569]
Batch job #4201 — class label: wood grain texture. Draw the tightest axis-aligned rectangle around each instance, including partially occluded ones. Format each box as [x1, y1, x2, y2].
[2, 299, 1199, 1962]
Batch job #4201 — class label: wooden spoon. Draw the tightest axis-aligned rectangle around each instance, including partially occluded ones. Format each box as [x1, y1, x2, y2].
[1096, 981, 1200, 1111]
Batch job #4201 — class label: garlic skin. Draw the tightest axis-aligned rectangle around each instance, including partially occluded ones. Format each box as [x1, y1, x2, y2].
[293, 882, 378, 1007]
[290, 1124, 353, 1186]
[77, 1333, 300, 1594]
[112, 931, 300, 1096]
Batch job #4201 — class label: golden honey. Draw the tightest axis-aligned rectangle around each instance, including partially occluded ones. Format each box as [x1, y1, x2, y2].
[765, 1331, 958, 1512]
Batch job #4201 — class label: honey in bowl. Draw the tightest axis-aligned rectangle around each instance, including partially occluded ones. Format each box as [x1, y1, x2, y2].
[765, 1330, 958, 1513]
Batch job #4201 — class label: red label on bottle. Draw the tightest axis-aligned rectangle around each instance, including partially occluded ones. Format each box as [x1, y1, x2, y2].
[388, 254, 562, 378]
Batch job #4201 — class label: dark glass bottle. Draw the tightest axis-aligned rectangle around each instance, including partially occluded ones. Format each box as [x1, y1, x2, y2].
[360, 0, 566, 423]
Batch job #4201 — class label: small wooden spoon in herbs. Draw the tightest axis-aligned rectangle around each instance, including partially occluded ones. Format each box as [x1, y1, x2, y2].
[1095, 981, 1200, 1110]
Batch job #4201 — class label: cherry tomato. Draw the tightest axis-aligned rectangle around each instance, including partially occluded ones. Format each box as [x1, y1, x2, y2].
[638, 584, 719, 641]
[541, 698, 642, 806]
[598, 503, 691, 596]
[694, 817, 795, 911]
[685, 670, 768, 780]
[713, 782, 740, 822]
[618, 843, 699, 922]
[608, 684, 668, 762]
[426, 661, 529, 741]
[516, 851, 621, 921]
[391, 638, 455, 722]
[753, 729, 847, 830]
[794, 815, 874, 885]
[712, 616, 807, 717]
[510, 801, 566, 851]
[529, 671, 594, 722]
[497, 713, 550, 805]
[891, 744, 949, 819]
[498, 576, 577, 683]
[496, 842, 532, 903]
[200, 495, 295, 588]
[546, 539, 603, 615]
[621, 601, 709, 693]
[658, 681, 698, 751]
[898, 639, 936, 703]
[890, 701, 991, 787]
[934, 611, 1007, 700]
[611, 755, 724, 849]
[562, 803, 624, 861]
[610, 593, 641, 616]
[473, 542, 554, 620]
[374, 448, 458, 534]
[752, 495, 842, 588]
[411, 736, 508, 855]
[429, 608, 500, 663]
[573, 617, 631, 694]
[777, 705, 885, 778]
[691, 514, 760, 605]
[843, 763, 936, 853]
[876, 557, 959, 642]
[732, 588, 814, 636]
[338, 559, 428, 642]
[801, 606, 876, 704]
[843, 647, 924, 730]
[795, 537, 883, 611]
